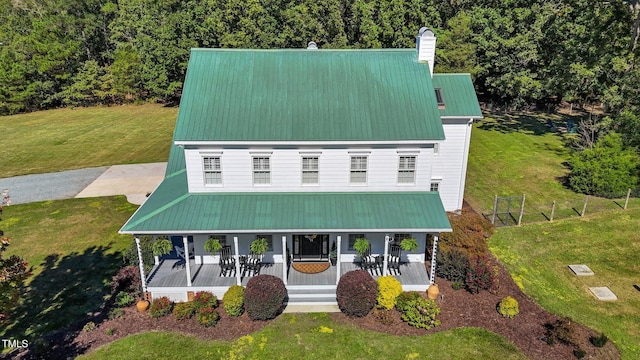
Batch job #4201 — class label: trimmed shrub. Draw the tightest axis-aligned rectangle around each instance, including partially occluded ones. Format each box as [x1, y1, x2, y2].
[465, 254, 496, 294]
[111, 266, 141, 296]
[545, 317, 578, 346]
[245, 274, 287, 321]
[173, 301, 197, 320]
[396, 293, 441, 329]
[193, 291, 218, 310]
[336, 270, 377, 317]
[196, 306, 220, 327]
[437, 209, 494, 258]
[590, 333, 608, 347]
[149, 296, 173, 318]
[223, 285, 245, 316]
[114, 291, 135, 307]
[376, 276, 403, 310]
[436, 248, 469, 283]
[497, 296, 519, 318]
[395, 291, 422, 311]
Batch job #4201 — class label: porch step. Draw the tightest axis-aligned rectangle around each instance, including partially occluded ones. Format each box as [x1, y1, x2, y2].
[285, 287, 337, 309]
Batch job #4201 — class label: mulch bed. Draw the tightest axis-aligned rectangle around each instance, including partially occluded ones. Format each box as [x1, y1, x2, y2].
[6, 256, 620, 360]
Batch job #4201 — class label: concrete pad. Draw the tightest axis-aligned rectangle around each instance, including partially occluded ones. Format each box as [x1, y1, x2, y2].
[76, 163, 166, 205]
[568, 264, 594, 276]
[589, 287, 617, 301]
[283, 304, 340, 313]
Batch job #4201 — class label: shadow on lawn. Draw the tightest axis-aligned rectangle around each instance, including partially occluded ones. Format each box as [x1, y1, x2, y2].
[2, 245, 123, 359]
[477, 112, 578, 136]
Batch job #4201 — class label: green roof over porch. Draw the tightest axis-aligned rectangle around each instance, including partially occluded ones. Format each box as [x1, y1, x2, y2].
[120, 171, 451, 234]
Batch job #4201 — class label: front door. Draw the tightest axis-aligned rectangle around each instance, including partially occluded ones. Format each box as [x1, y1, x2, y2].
[293, 234, 329, 260]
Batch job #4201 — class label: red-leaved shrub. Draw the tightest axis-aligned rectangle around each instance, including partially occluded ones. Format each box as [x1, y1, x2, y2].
[111, 266, 141, 296]
[336, 270, 377, 317]
[244, 275, 287, 320]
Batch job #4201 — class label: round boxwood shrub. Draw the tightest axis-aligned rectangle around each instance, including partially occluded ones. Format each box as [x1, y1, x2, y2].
[193, 291, 218, 310]
[149, 296, 173, 318]
[376, 275, 402, 310]
[497, 296, 519, 318]
[196, 306, 220, 327]
[245, 275, 287, 320]
[223, 285, 245, 316]
[336, 270, 377, 317]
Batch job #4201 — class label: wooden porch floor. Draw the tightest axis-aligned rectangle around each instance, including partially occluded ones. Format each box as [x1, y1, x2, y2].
[146, 259, 431, 288]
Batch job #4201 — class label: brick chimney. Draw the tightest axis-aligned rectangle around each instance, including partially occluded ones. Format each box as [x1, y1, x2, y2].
[416, 27, 436, 77]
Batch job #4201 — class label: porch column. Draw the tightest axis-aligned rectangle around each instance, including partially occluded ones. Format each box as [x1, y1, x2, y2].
[335, 236, 342, 284]
[183, 236, 192, 287]
[233, 236, 241, 286]
[135, 237, 148, 293]
[383, 235, 390, 277]
[281, 235, 287, 285]
[429, 233, 439, 285]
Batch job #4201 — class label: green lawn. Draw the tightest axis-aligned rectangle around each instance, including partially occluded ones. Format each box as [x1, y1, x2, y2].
[0, 104, 177, 177]
[489, 208, 640, 360]
[0, 197, 137, 340]
[466, 112, 640, 224]
[80, 315, 526, 360]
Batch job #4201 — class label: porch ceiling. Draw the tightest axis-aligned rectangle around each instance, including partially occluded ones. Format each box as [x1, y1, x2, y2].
[120, 170, 451, 234]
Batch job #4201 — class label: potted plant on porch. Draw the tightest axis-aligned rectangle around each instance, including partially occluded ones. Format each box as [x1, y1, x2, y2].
[353, 237, 370, 259]
[152, 236, 172, 257]
[204, 237, 223, 254]
[250, 237, 269, 255]
[399, 237, 418, 252]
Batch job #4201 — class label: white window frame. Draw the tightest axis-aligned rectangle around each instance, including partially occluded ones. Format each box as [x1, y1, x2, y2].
[434, 143, 440, 155]
[256, 235, 273, 251]
[202, 156, 222, 185]
[301, 156, 319, 185]
[397, 155, 416, 184]
[349, 156, 368, 184]
[430, 181, 440, 192]
[348, 233, 365, 251]
[252, 156, 271, 185]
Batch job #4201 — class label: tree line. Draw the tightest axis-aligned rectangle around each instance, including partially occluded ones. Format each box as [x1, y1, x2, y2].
[1, 0, 639, 193]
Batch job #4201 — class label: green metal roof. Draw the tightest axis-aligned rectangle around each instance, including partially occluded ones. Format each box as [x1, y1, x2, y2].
[174, 49, 447, 143]
[432, 74, 483, 118]
[120, 171, 451, 234]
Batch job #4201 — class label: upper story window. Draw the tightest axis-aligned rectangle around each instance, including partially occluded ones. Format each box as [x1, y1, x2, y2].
[397, 156, 416, 184]
[203, 156, 222, 185]
[252, 157, 271, 185]
[350, 156, 368, 184]
[301, 156, 319, 184]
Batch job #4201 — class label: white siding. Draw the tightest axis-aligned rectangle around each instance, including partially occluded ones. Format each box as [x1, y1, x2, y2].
[185, 147, 434, 193]
[432, 118, 473, 211]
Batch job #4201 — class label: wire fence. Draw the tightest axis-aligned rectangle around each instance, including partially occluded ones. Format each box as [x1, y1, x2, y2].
[484, 189, 640, 226]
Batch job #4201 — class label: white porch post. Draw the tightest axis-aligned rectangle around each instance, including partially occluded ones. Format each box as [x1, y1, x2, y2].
[335, 236, 342, 284]
[429, 233, 439, 285]
[183, 236, 192, 287]
[233, 236, 241, 286]
[383, 235, 390, 277]
[135, 237, 147, 293]
[281, 235, 287, 285]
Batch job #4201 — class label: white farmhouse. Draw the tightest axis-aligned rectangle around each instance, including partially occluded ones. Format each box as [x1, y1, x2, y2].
[120, 28, 482, 305]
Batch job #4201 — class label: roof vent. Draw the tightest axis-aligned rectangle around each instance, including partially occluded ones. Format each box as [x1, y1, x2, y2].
[307, 41, 318, 50]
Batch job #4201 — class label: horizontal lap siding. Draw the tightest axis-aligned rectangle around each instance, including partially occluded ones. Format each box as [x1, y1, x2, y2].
[432, 119, 472, 211]
[185, 147, 433, 193]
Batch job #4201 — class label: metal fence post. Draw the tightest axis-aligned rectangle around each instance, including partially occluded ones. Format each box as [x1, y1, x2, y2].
[550, 201, 556, 222]
[517, 194, 526, 226]
[624, 188, 631, 210]
[581, 196, 588, 217]
[491, 195, 498, 225]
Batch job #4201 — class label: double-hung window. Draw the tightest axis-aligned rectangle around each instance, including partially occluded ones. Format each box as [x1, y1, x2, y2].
[253, 157, 271, 185]
[301, 156, 319, 184]
[350, 156, 368, 184]
[348, 234, 365, 251]
[397, 156, 416, 184]
[203, 156, 222, 185]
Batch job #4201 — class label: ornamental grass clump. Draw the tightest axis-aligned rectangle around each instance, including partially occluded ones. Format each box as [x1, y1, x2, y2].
[223, 285, 245, 316]
[149, 296, 173, 318]
[376, 276, 402, 310]
[245, 275, 287, 320]
[336, 270, 377, 317]
[173, 301, 198, 320]
[497, 296, 519, 318]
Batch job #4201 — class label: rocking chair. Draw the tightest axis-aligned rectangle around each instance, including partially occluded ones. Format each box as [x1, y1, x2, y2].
[219, 246, 236, 277]
[388, 244, 402, 275]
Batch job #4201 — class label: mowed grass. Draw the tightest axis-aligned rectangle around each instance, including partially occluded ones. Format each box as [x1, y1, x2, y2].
[80, 315, 526, 360]
[489, 208, 640, 360]
[0, 197, 137, 340]
[466, 112, 640, 224]
[0, 104, 177, 177]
